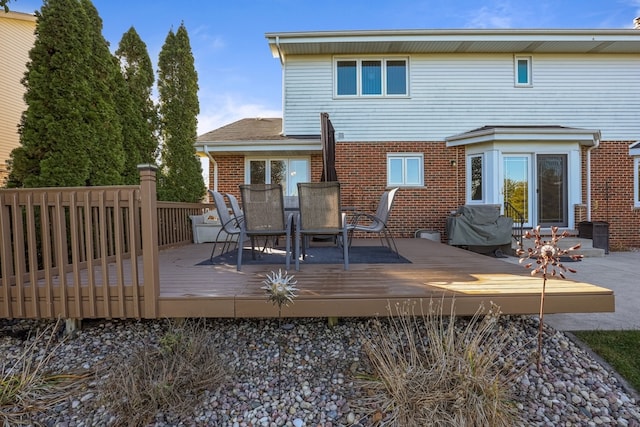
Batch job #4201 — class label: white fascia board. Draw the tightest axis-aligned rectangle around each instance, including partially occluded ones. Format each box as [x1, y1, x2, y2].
[629, 141, 640, 156]
[196, 139, 322, 154]
[446, 127, 601, 147]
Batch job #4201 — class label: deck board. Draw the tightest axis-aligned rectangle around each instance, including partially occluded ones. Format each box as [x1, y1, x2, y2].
[157, 238, 614, 318]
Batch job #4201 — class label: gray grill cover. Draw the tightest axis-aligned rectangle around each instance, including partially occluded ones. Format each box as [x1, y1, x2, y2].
[446, 205, 512, 246]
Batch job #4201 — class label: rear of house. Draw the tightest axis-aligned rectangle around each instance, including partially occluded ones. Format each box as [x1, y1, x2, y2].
[0, 11, 36, 185]
[197, 28, 640, 250]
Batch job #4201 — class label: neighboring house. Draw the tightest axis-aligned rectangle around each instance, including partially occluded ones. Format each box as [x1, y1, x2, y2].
[196, 27, 640, 249]
[0, 11, 36, 185]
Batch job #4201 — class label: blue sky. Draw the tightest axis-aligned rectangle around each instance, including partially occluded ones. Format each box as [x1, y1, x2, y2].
[12, 0, 640, 135]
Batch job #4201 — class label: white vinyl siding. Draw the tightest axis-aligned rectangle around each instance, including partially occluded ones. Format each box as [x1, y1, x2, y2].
[282, 53, 640, 142]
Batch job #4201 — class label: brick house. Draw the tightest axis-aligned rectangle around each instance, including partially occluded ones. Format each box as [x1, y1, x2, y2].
[195, 28, 640, 249]
[0, 11, 36, 185]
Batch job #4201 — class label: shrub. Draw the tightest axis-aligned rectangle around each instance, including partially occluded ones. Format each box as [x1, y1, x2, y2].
[0, 320, 91, 426]
[99, 318, 228, 426]
[355, 300, 524, 427]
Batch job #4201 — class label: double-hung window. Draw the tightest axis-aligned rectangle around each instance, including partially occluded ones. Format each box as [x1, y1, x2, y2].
[335, 57, 408, 97]
[514, 56, 532, 86]
[387, 153, 423, 186]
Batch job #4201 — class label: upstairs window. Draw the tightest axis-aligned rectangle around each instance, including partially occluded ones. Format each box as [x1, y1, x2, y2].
[335, 57, 408, 97]
[515, 56, 532, 86]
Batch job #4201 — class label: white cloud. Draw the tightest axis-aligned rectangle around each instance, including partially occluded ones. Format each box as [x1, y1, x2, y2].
[467, 7, 513, 28]
[464, 2, 516, 29]
[197, 93, 281, 135]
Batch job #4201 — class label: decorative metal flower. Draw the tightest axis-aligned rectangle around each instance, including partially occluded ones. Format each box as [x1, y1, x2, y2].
[261, 269, 298, 308]
[517, 225, 582, 368]
[517, 225, 583, 278]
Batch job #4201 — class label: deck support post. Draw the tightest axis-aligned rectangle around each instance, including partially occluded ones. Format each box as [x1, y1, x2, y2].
[65, 318, 81, 335]
[139, 164, 160, 318]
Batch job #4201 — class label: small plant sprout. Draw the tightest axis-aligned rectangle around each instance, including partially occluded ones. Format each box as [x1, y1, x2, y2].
[516, 225, 583, 368]
[261, 269, 298, 399]
[261, 269, 298, 311]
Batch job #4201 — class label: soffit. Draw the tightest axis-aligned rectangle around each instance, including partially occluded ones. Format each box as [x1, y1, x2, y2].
[266, 29, 640, 56]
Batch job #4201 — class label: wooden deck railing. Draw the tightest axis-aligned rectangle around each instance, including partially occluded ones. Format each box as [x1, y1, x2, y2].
[0, 165, 210, 320]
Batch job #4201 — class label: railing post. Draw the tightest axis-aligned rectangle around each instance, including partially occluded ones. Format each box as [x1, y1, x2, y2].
[138, 164, 159, 318]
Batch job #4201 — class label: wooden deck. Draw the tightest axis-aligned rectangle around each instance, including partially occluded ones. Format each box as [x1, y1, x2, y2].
[157, 238, 615, 318]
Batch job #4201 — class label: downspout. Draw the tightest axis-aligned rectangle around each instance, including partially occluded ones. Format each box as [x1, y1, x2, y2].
[275, 36, 284, 66]
[205, 148, 218, 192]
[585, 132, 601, 222]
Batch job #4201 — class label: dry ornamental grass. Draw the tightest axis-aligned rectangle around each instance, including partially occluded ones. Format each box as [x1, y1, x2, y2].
[355, 300, 528, 427]
[98, 318, 228, 427]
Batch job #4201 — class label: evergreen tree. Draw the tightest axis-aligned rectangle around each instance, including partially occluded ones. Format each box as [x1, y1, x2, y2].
[9, 0, 93, 187]
[156, 23, 205, 202]
[115, 27, 159, 185]
[80, 0, 125, 185]
[8, 0, 124, 187]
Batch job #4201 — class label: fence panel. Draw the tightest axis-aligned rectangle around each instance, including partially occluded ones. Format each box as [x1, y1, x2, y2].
[0, 186, 144, 319]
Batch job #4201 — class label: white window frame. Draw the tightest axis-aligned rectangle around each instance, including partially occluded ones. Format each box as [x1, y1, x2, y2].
[514, 56, 532, 87]
[634, 157, 640, 208]
[244, 157, 310, 196]
[334, 56, 409, 98]
[467, 153, 485, 203]
[387, 153, 423, 187]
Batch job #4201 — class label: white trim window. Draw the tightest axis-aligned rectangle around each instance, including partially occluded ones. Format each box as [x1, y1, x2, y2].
[635, 157, 640, 208]
[335, 57, 408, 97]
[514, 56, 532, 87]
[245, 157, 310, 196]
[467, 154, 484, 202]
[387, 153, 423, 186]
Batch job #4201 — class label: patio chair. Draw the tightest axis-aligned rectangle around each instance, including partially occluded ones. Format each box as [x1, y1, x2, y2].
[238, 183, 294, 271]
[295, 182, 349, 270]
[347, 187, 399, 256]
[225, 193, 244, 221]
[208, 190, 242, 260]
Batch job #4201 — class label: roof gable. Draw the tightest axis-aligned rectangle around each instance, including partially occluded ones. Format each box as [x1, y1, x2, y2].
[195, 117, 321, 155]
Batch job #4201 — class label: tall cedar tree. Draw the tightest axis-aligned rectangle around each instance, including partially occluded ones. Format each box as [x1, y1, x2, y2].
[9, 0, 92, 187]
[115, 27, 159, 185]
[157, 23, 205, 202]
[81, 0, 124, 185]
[8, 0, 124, 187]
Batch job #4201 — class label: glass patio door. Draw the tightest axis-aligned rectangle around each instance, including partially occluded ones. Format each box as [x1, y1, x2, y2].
[503, 155, 532, 227]
[503, 154, 568, 228]
[537, 154, 567, 227]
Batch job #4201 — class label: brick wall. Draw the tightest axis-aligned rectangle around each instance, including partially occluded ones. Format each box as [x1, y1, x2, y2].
[587, 141, 640, 250]
[335, 141, 465, 240]
[209, 143, 465, 241]
[208, 140, 639, 249]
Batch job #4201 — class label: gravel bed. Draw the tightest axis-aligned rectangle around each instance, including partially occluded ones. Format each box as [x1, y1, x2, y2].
[1, 316, 639, 427]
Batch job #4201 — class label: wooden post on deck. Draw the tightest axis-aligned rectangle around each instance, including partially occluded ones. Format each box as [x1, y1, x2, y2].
[138, 164, 160, 318]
